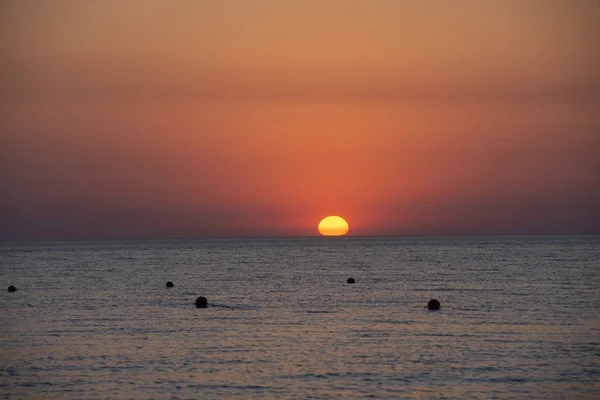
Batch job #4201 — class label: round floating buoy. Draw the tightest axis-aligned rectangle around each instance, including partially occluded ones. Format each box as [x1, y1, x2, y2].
[195, 296, 208, 308]
[347, 277, 355, 284]
[166, 281, 174, 288]
[7, 285, 17, 292]
[427, 299, 441, 310]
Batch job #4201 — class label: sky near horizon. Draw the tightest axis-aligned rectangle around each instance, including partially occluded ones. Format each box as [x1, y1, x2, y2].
[1, 0, 599, 240]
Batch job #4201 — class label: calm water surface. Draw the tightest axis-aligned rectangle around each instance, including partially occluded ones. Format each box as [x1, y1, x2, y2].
[1, 236, 599, 399]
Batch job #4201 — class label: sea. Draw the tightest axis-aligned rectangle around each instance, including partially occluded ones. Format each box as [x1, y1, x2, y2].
[1, 235, 599, 399]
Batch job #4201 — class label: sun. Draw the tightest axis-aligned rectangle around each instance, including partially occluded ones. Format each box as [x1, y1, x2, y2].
[318, 216, 349, 236]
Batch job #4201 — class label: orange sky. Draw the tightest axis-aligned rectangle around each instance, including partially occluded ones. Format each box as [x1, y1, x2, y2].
[1, 0, 599, 240]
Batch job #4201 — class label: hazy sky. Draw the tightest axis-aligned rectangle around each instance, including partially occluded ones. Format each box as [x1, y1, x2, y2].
[1, 0, 599, 240]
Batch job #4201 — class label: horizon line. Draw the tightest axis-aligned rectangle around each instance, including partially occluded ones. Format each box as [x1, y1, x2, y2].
[2, 232, 599, 245]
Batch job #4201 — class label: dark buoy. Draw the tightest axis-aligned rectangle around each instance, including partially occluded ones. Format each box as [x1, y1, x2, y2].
[166, 281, 174, 288]
[7, 285, 17, 292]
[347, 277, 355, 284]
[427, 299, 441, 310]
[195, 296, 208, 308]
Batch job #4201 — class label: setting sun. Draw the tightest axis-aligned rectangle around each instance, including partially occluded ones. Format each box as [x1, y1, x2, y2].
[318, 216, 349, 236]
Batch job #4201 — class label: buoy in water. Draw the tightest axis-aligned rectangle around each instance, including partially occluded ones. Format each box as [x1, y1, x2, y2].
[195, 296, 208, 308]
[7, 285, 17, 292]
[166, 281, 174, 288]
[347, 277, 355, 284]
[427, 299, 441, 310]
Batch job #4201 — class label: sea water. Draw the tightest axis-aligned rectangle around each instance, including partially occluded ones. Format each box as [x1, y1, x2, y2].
[1, 236, 599, 399]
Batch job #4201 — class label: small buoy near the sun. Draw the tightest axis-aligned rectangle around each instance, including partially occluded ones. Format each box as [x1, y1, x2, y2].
[166, 281, 174, 288]
[195, 296, 208, 308]
[347, 277, 355, 284]
[427, 299, 441, 310]
[7, 285, 17, 292]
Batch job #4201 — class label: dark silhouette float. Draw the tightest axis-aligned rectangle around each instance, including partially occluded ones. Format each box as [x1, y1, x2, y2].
[195, 296, 208, 308]
[427, 299, 441, 310]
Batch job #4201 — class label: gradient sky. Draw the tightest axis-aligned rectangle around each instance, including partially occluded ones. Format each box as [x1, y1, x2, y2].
[1, 0, 599, 240]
